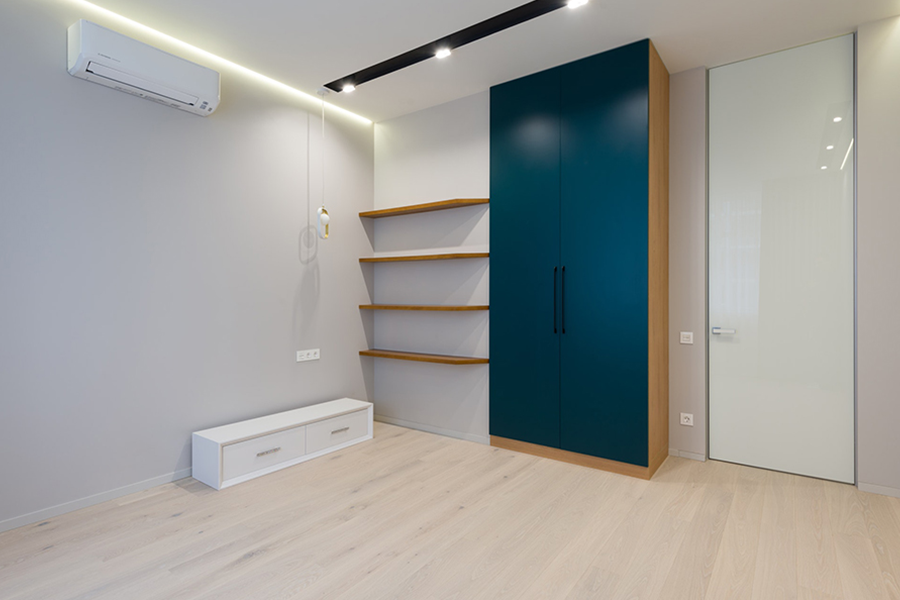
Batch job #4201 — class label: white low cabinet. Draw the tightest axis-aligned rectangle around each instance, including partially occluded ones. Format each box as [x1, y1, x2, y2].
[192, 398, 373, 490]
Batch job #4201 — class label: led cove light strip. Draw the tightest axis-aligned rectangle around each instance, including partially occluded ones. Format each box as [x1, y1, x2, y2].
[67, 0, 373, 124]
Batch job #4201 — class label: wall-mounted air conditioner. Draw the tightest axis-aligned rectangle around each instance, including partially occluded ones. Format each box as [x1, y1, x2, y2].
[67, 20, 220, 117]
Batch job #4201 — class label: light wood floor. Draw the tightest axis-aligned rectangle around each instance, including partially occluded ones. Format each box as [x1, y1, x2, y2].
[2, 423, 900, 600]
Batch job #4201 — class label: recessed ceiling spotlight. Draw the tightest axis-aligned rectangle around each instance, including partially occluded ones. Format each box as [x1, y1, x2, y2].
[568, 0, 589, 8]
[833, 117, 842, 122]
[826, 145, 834, 150]
[435, 48, 452, 59]
[821, 166, 828, 170]
[342, 84, 356, 93]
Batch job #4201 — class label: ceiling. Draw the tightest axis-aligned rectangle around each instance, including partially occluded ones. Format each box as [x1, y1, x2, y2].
[99, 0, 900, 122]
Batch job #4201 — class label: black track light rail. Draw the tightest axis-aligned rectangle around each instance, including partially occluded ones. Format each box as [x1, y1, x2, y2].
[324, 0, 571, 92]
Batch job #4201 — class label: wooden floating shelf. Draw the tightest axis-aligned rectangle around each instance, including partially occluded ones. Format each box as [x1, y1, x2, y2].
[359, 198, 489, 219]
[359, 349, 489, 365]
[360, 304, 489, 312]
[359, 252, 489, 263]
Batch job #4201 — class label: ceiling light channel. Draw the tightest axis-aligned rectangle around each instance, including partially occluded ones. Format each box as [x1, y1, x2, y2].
[325, 0, 589, 93]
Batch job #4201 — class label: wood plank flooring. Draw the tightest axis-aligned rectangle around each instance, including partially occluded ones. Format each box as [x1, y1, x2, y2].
[1, 423, 899, 600]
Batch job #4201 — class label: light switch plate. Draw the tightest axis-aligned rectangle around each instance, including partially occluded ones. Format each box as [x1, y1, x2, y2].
[679, 331, 694, 345]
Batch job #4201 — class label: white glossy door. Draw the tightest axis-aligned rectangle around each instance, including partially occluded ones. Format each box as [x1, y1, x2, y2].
[709, 36, 855, 483]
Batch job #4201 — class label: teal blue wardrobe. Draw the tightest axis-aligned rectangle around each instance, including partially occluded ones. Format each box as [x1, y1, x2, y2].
[489, 40, 670, 479]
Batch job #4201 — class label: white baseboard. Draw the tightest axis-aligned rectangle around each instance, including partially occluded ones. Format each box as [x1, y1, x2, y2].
[375, 415, 489, 445]
[858, 482, 900, 499]
[669, 448, 707, 462]
[0, 468, 193, 534]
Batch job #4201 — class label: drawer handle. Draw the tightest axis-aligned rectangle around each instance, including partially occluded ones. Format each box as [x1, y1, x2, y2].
[256, 447, 281, 457]
[331, 426, 350, 435]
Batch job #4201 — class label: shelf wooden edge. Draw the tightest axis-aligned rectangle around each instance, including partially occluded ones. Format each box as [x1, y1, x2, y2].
[359, 252, 489, 263]
[359, 304, 489, 312]
[359, 198, 489, 218]
[359, 349, 489, 365]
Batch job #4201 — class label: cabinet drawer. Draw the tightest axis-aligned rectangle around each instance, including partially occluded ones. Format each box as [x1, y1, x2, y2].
[222, 426, 306, 482]
[306, 410, 369, 454]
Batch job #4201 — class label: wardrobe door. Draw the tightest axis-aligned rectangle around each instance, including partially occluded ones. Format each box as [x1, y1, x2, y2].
[559, 41, 650, 465]
[490, 68, 562, 448]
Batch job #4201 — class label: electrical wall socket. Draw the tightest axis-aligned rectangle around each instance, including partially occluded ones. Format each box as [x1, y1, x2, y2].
[296, 349, 320, 362]
[679, 331, 694, 345]
[680, 412, 694, 426]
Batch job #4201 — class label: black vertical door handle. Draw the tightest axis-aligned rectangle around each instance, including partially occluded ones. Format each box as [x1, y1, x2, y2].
[553, 267, 558, 334]
[561, 266, 566, 334]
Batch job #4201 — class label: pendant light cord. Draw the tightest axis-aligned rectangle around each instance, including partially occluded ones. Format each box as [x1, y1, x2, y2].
[306, 112, 311, 230]
[321, 94, 326, 210]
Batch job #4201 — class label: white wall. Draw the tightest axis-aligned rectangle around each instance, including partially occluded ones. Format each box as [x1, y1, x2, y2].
[668, 67, 708, 460]
[372, 92, 490, 443]
[374, 92, 490, 207]
[0, 0, 374, 531]
[857, 15, 900, 498]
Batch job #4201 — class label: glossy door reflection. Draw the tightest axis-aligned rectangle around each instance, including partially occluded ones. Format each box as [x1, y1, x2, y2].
[709, 35, 855, 483]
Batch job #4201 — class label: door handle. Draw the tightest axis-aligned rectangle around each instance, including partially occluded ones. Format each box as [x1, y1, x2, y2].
[561, 266, 566, 334]
[553, 267, 558, 334]
[711, 327, 736, 335]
